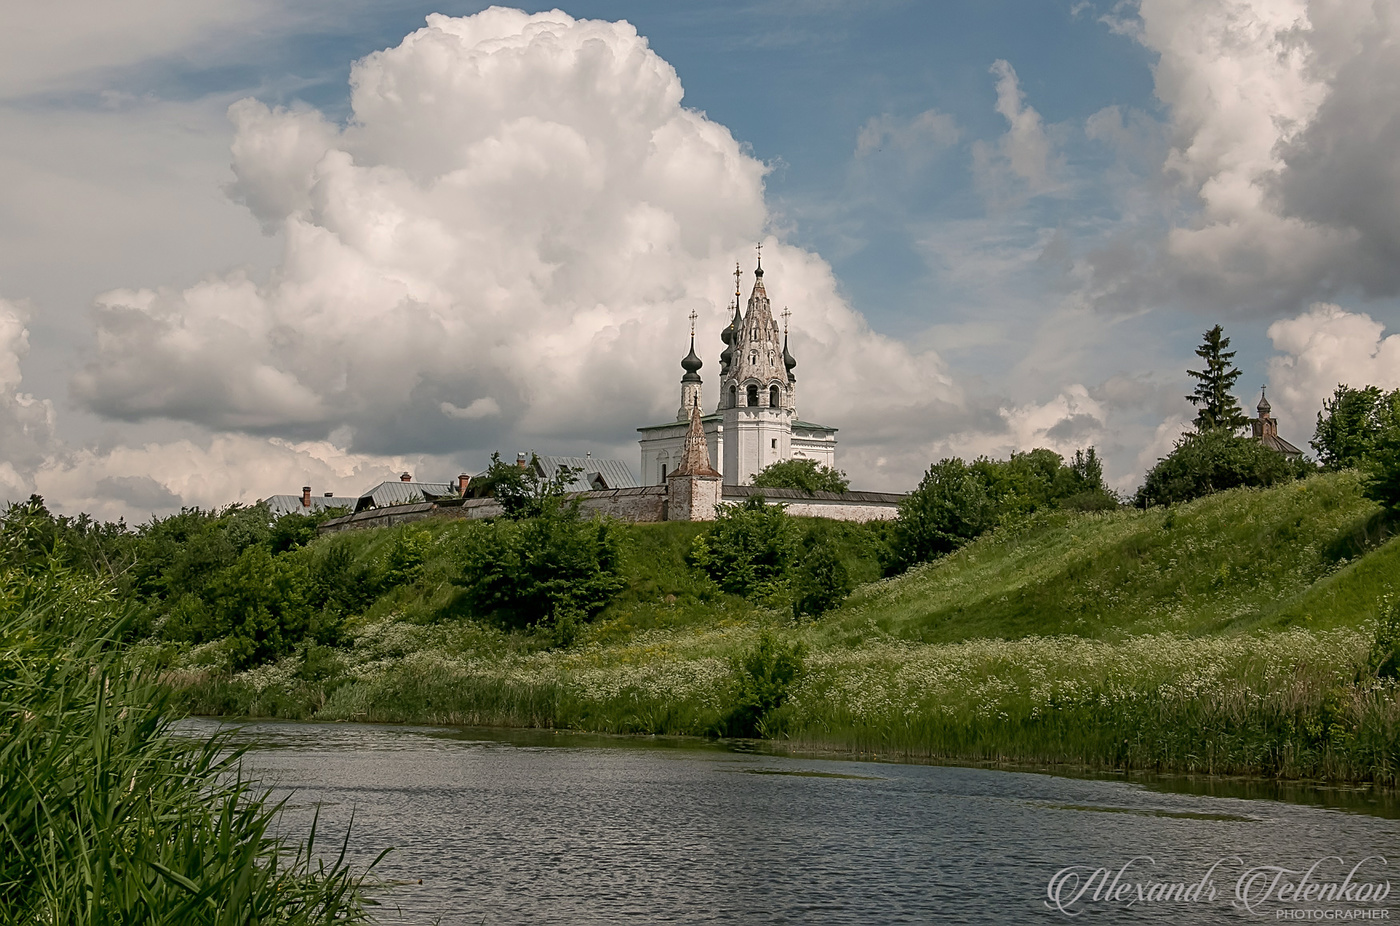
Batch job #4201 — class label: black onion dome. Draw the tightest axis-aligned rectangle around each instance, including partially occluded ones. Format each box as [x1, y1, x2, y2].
[681, 336, 703, 383]
[1257, 388, 1271, 414]
[782, 335, 796, 371]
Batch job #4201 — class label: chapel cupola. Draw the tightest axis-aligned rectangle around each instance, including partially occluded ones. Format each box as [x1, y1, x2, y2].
[1253, 387, 1277, 440]
[677, 310, 704, 420]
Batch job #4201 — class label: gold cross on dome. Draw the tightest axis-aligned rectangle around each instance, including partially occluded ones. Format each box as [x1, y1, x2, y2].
[755, 241, 763, 268]
[733, 262, 742, 298]
[782, 306, 791, 334]
[688, 308, 697, 336]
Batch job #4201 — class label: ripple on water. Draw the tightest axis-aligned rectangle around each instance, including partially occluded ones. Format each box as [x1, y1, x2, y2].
[178, 719, 1400, 925]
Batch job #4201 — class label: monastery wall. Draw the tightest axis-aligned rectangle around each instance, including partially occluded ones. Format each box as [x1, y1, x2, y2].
[319, 483, 899, 533]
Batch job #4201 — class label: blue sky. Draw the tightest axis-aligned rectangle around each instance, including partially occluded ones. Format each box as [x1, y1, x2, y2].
[1, 1, 1397, 519]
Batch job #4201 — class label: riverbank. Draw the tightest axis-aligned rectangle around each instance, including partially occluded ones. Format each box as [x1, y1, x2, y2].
[155, 471, 1400, 785]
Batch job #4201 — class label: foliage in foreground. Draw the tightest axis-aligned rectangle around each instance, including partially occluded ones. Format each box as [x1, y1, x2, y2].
[0, 568, 374, 924]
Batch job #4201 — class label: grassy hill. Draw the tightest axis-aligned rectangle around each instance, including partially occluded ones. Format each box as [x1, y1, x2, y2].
[825, 469, 1399, 646]
[162, 470, 1400, 783]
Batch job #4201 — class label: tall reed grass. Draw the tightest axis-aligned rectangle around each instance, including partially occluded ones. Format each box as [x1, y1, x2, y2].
[0, 568, 376, 924]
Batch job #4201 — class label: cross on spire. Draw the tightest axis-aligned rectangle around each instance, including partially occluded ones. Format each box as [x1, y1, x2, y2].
[755, 241, 763, 270]
[688, 308, 697, 337]
[733, 263, 743, 306]
[782, 306, 791, 335]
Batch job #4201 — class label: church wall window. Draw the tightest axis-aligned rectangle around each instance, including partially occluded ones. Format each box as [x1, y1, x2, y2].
[769, 385, 780, 407]
[747, 384, 759, 406]
[660, 464, 667, 480]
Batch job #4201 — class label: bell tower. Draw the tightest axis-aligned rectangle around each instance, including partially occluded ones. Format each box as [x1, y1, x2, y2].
[720, 246, 796, 485]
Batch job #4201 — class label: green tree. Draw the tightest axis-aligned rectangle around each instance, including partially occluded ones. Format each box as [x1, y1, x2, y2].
[1134, 428, 1304, 507]
[458, 498, 625, 642]
[1186, 324, 1249, 433]
[1362, 391, 1400, 514]
[1313, 384, 1389, 470]
[750, 459, 850, 493]
[472, 452, 581, 519]
[885, 458, 996, 573]
[689, 496, 801, 602]
[202, 546, 317, 670]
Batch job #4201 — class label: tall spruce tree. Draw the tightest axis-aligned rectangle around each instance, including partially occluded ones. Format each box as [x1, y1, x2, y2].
[1186, 325, 1249, 433]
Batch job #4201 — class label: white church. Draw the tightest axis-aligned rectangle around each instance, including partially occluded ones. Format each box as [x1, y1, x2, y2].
[638, 256, 838, 485]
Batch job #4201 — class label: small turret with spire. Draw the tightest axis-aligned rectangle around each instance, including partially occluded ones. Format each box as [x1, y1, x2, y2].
[678, 310, 704, 420]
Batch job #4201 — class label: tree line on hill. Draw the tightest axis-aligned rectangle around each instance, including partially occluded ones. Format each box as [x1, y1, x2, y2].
[3, 321, 1397, 671]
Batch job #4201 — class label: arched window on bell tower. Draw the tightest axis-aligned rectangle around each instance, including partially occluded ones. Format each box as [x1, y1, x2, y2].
[769, 385, 780, 407]
[729, 384, 737, 408]
[747, 384, 759, 406]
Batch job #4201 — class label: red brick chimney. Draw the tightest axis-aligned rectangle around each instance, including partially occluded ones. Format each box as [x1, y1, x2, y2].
[301, 486, 311, 507]
[458, 473, 471, 496]
[400, 472, 412, 482]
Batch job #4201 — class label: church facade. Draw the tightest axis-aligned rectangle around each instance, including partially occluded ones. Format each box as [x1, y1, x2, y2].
[637, 258, 837, 486]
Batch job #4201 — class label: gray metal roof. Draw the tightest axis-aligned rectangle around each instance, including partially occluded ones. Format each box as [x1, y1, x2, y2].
[355, 481, 460, 512]
[637, 413, 721, 432]
[792, 419, 838, 433]
[263, 495, 358, 517]
[534, 455, 637, 492]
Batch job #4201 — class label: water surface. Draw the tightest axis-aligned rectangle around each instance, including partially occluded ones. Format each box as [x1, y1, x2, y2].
[188, 719, 1400, 924]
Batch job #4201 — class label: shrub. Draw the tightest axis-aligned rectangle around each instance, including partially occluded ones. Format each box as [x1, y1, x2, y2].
[1369, 598, 1400, 681]
[203, 546, 317, 670]
[689, 497, 801, 603]
[791, 536, 852, 620]
[720, 630, 806, 737]
[751, 459, 849, 493]
[885, 458, 996, 573]
[1135, 429, 1307, 507]
[458, 499, 625, 639]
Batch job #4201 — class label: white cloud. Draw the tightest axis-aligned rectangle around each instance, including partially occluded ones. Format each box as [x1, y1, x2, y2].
[1078, 0, 1400, 314]
[1265, 303, 1400, 439]
[71, 8, 961, 483]
[972, 59, 1062, 199]
[854, 109, 960, 163]
[0, 298, 57, 500]
[33, 435, 421, 524]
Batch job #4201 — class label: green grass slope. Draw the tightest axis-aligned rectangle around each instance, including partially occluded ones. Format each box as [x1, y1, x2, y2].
[825, 470, 1398, 646]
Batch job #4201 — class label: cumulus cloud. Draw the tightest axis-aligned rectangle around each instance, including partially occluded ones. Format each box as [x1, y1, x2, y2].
[1265, 303, 1400, 437]
[0, 298, 57, 498]
[31, 434, 420, 523]
[1081, 0, 1400, 315]
[72, 8, 960, 482]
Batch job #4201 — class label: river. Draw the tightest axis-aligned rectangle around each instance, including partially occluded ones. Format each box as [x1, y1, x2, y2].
[187, 718, 1400, 924]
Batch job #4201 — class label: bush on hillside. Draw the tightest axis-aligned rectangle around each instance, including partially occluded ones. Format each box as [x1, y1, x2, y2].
[750, 459, 850, 493]
[791, 536, 852, 620]
[689, 497, 802, 603]
[457, 497, 625, 643]
[972, 447, 1115, 520]
[884, 458, 997, 573]
[719, 630, 806, 737]
[1135, 429, 1311, 507]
